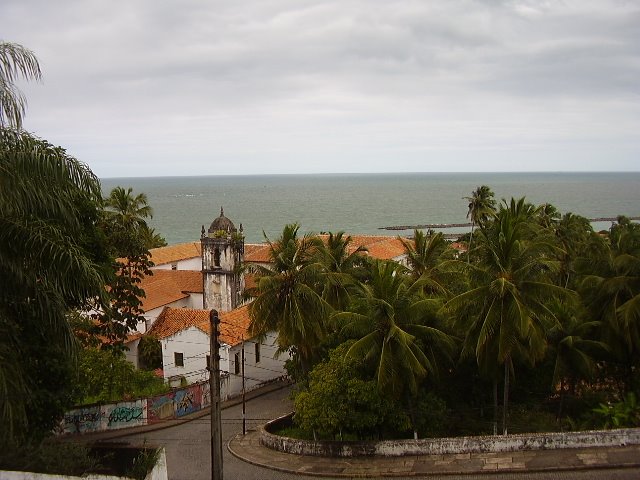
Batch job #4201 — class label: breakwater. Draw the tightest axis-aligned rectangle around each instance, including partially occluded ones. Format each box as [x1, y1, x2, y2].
[379, 216, 640, 232]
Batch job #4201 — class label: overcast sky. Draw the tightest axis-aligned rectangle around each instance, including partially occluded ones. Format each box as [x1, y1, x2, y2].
[2, 0, 639, 177]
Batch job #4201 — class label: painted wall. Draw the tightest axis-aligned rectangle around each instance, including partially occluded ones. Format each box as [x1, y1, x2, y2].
[62, 383, 213, 435]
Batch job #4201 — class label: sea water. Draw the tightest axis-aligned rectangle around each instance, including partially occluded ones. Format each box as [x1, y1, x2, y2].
[101, 172, 640, 245]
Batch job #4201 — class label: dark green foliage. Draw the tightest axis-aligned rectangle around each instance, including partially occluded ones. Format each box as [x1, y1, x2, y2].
[0, 440, 102, 476]
[0, 128, 107, 442]
[294, 343, 409, 439]
[593, 392, 640, 429]
[138, 334, 163, 370]
[74, 348, 169, 405]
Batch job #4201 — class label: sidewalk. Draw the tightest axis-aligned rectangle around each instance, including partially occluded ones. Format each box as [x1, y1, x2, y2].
[228, 430, 640, 477]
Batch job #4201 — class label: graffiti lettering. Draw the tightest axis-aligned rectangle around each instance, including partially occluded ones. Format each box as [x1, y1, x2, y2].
[177, 391, 194, 413]
[108, 406, 143, 425]
[65, 411, 101, 424]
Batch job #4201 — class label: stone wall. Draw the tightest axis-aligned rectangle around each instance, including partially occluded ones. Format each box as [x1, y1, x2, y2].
[261, 413, 640, 458]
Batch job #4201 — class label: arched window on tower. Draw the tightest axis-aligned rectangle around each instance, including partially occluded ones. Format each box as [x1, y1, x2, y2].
[214, 247, 221, 267]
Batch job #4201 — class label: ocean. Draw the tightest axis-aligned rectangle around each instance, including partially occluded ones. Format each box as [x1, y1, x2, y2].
[100, 172, 640, 245]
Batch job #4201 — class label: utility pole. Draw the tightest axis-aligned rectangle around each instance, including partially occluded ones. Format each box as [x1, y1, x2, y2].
[241, 337, 246, 435]
[209, 309, 223, 480]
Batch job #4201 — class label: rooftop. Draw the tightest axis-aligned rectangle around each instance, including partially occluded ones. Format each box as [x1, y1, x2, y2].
[148, 305, 251, 347]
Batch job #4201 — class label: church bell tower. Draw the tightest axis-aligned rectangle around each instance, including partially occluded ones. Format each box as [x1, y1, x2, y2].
[201, 207, 245, 312]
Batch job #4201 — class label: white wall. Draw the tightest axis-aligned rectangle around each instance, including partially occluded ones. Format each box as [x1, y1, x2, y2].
[151, 257, 201, 271]
[223, 332, 289, 399]
[161, 327, 230, 386]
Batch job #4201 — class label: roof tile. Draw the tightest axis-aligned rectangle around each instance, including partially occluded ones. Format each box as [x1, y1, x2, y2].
[148, 305, 250, 347]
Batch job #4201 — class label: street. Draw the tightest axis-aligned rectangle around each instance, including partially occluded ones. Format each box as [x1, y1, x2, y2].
[119, 386, 640, 480]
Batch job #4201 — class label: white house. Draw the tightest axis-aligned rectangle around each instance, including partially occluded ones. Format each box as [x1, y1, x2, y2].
[147, 305, 287, 398]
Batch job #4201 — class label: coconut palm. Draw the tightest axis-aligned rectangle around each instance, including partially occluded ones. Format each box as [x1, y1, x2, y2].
[446, 198, 572, 434]
[315, 231, 368, 311]
[335, 260, 455, 429]
[0, 128, 106, 441]
[104, 186, 153, 229]
[463, 185, 496, 262]
[546, 298, 607, 418]
[400, 230, 451, 297]
[580, 216, 640, 382]
[248, 224, 330, 374]
[0, 42, 41, 130]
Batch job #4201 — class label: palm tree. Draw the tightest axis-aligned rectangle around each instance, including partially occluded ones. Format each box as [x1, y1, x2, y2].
[248, 224, 330, 374]
[0, 42, 41, 130]
[446, 198, 572, 434]
[463, 186, 496, 262]
[580, 216, 640, 386]
[0, 128, 106, 441]
[334, 260, 455, 437]
[104, 186, 153, 229]
[315, 231, 368, 311]
[546, 298, 607, 419]
[400, 230, 451, 296]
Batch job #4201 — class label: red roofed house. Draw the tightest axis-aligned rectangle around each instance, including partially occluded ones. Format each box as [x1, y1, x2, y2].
[147, 305, 284, 396]
[129, 209, 288, 394]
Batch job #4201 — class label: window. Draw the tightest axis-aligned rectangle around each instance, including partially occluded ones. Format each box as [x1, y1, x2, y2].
[234, 352, 240, 374]
[206, 355, 211, 370]
[174, 352, 184, 367]
[214, 247, 221, 267]
[171, 263, 177, 270]
[254, 342, 261, 363]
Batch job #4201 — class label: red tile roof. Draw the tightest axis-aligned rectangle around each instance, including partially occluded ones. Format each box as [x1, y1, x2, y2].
[147, 234, 409, 268]
[244, 243, 271, 263]
[149, 242, 201, 266]
[148, 305, 251, 347]
[139, 270, 203, 311]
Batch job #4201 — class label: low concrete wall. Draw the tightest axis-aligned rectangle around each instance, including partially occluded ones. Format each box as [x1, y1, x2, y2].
[0, 448, 167, 480]
[261, 413, 640, 458]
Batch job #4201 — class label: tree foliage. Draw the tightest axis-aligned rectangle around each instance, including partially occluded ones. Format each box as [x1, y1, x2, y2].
[294, 343, 408, 439]
[0, 129, 106, 442]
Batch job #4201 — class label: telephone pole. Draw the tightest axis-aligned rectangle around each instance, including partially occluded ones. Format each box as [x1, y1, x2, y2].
[209, 309, 223, 480]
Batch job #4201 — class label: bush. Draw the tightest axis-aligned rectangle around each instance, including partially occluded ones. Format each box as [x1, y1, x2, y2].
[75, 348, 169, 404]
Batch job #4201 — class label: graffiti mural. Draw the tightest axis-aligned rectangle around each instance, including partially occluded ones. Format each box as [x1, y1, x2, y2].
[201, 382, 211, 408]
[61, 381, 214, 435]
[104, 400, 145, 429]
[174, 385, 202, 417]
[63, 406, 104, 434]
[148, 392, 175, 423]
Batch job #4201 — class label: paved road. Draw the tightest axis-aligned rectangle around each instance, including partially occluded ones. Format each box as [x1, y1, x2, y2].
[119, 387, 640, 480]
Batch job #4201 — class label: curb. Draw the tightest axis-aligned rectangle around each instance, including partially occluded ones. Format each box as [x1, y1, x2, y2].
[227, 430, 640, 478]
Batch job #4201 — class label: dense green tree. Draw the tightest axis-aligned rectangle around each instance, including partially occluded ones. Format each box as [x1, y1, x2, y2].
[0, 128, 107, 442]
[335, 260, 454, 437]
[138, 335, 163, 370]
[94, 187, 157, 348]
[75, 348, 168, 404]
[0, 42, 41, 129]
[294, 343, 407, 440]
[447, 198, 572, 434]
[248, 224, 330, 374]
[580, 216, 640, 390]
[546, 298, 607, 418]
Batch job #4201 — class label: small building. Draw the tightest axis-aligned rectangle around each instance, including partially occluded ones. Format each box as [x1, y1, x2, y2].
[147, 305, 286, 398]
